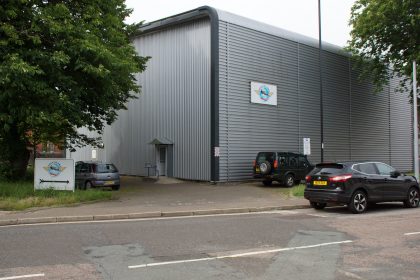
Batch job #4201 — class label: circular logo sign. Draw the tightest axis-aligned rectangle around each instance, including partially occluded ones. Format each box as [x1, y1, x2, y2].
[258, 85, 271, 101]
[47, 161, 62, 177]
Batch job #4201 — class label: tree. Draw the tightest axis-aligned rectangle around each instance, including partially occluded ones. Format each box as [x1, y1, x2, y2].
[0, 0, 149, 179]
[347, 0, 419, 92]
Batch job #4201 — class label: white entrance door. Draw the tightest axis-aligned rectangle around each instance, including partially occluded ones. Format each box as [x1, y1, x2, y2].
[158, 147, 166, 176]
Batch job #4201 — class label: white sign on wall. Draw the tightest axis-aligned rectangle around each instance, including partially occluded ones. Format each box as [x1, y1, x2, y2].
[34, 158, 75, 191]
[91, 149, 97, 160]
[303, 138, 311, 155]
[214, 147, 220, 157]
[251, 82, 277, 106]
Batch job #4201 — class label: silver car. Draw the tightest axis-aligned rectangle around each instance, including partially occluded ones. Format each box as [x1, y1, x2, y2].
[75, 161, 120, 190]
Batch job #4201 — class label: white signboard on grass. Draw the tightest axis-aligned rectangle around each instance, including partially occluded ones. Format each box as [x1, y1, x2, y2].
[34, 158, 75, 191]
[251, 81, 277, 106]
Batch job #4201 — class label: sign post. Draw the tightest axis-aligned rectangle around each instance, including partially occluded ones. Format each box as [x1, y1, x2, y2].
[34, 158, 75, 191]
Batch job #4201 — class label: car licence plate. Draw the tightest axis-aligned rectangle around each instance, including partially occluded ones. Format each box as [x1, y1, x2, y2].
[104, 181, 115, 185]
[313, 181, 327, 186]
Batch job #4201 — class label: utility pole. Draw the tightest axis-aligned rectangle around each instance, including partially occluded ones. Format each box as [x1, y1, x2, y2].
[318, 0, 324, 162]
[413, 61, 418, 180]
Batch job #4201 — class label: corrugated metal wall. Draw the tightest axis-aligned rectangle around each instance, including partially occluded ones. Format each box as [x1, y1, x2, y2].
[219, 20, 413, 181]
[390, 77, 414, 170]
[349, 65, 391, 164]
[71, 19, 212, 180]
[323, 51, 351, 162]
[219, 21, 301, 181]
[297, 44, 321, 164]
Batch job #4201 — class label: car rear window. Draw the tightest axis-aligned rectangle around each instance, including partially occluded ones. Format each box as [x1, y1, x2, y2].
[353, 163, 378, 175]
[257, 152, 275, 163]
[94, 164, 118, 173]
[313, 164, 345, 175]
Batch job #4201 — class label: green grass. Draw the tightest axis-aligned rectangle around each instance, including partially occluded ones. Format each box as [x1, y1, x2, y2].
[0, 180, 113, 211]
[271, 183, 306, 198]
[290, 184, 306, 197]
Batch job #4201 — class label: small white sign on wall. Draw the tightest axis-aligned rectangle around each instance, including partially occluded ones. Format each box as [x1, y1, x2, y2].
[214, 147, 220, 157]
[251, 82, 277, 106]
[91, 149, 97, 160]
[34, 158, 75, 191]
[303, 138, 311, 155]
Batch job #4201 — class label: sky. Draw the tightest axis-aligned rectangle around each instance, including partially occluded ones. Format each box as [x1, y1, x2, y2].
[124, 0, 356, 47]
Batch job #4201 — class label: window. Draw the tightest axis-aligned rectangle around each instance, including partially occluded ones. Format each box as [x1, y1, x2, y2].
[160, 148, 166, 162]
[353, 165, 361, 172]
[41, 142, 55, 153]
[356, 163, 378, 175]
[75, 163, 82, 173]
[375, 163, 395, 176]
[257, 152, 275, 164]
[278, 156, 287, 167]
[314, 164, 345, 175]
[95, 164, 118, 173]
[80, 163, 90, 173]
[289, 156, 298, 168]
[299, 156, 308, 168]
[47, 143, 55, 153]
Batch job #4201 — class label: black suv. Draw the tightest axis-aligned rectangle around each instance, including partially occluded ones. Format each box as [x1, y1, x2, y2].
[253, 152, 314, 187]
[304, 161, 419, 213]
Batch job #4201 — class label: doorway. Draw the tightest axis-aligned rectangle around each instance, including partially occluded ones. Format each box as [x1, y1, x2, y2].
[157, 146, 167, 176]
[149, 138, 173, 177]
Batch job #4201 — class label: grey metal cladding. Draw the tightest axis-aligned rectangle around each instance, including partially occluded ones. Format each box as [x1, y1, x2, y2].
[106, 19, 212, 180]
[349, 64, 391, 164]
[218, 20, 413, 181]
[390, 77, 413, 170]
[297, 44, 322, 164]
[215, 8, 347, 57]
[219, 21, 300, 181]
[219, 21, 229, 181]
[322, 51, 351, 162]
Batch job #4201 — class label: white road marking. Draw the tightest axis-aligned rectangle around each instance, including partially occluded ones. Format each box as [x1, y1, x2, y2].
[337, 269, 364, 280]
[404, 231, 420, 236]
[307, 213, 329, 218]
[0, 274, 45, 280]
[0, 210, 300, 228]
[128, 240, 353, 269]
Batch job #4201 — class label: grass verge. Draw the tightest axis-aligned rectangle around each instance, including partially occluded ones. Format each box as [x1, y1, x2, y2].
[272, 183, 306, 198]
[0, 180, 113, 211]
[291, 184, 305, 197]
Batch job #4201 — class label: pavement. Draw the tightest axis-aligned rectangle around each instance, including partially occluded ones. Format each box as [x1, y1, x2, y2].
[0, 176, 309, 226]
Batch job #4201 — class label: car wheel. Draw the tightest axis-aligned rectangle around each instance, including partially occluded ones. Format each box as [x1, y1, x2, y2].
[112, 185, 120, 191]
[259, 161, 272, 175]
[348, 190, 368, 214]
[404, 187, 419, 208]
[285, 174, 295, 188]
[85, 181, 92, 190]
[310, 201, 326, 210]
[262, 180, 272, 186]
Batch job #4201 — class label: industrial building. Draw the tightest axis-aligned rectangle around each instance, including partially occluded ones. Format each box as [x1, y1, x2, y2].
[70, 6, 413, 182]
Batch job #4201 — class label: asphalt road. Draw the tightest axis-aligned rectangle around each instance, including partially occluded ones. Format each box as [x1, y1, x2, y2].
[0, 204, 419, 280]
